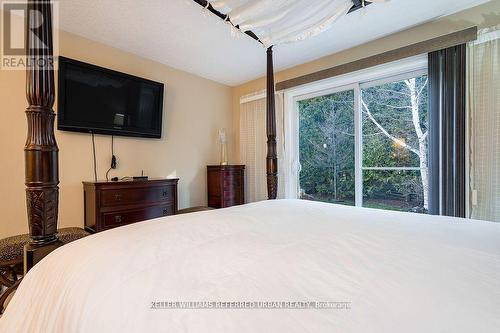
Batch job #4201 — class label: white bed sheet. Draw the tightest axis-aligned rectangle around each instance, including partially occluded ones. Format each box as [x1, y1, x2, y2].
[1, 199, 500, 332]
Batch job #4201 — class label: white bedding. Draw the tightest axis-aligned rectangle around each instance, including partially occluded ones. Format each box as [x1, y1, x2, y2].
[1, 199, 500, 332]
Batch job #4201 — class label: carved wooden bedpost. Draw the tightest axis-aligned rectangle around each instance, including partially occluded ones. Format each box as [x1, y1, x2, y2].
[266, 46, 277, 199]
[24, 0, 61, 272]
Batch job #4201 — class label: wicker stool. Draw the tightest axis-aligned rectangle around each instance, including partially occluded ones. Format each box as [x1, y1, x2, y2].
[0, 227, 90, 313]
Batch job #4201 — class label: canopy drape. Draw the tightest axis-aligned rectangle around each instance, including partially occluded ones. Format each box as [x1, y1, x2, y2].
[208, 0, 354, 47]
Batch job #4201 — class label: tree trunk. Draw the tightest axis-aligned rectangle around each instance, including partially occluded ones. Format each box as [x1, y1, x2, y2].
[406, 78, 429, 210]
[419, 143, 429, 210]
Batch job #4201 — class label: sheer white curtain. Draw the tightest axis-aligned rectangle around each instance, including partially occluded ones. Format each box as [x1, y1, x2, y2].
[239, 91, 286, 202]
[468, 25, 500, 222]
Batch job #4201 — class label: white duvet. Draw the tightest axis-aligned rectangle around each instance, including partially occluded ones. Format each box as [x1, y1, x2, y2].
[1, 199, 500, 332]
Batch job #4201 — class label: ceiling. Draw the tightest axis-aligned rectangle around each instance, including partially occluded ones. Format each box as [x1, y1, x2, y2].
[58, 0, 489, 86]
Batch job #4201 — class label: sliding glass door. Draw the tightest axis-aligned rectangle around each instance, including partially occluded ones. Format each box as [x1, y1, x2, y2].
[297, 70, 429, 213]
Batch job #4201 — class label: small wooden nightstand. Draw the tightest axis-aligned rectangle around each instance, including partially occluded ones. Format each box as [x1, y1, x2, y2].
[207, 165, 245, 208]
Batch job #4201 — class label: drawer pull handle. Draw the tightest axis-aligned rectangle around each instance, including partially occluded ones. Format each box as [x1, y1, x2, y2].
[162, 190, 168, 197]
[114, 215, 122, 223]
[163, 208, 168, 215]
[114, 194, 122, 201]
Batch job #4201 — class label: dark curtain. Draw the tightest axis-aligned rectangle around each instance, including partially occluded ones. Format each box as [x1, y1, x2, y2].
[428, 44, 466, 217]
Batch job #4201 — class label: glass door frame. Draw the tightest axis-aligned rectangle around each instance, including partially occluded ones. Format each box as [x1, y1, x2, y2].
[284, 55, 428, 207]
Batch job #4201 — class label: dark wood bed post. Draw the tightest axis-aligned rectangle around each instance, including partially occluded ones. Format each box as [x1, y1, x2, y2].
[23, 0, 62, 272]
[266, 46, 277, 200]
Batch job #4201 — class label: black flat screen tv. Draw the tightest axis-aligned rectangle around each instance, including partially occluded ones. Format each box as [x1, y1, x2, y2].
[57, 56, 164, 138]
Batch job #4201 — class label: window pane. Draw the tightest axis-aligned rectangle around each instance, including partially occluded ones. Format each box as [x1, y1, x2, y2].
[363, 170, 427, 213]
[298, 90, 355, 205]
[362, 75, 428, 168]
[361, 74, 429, 213]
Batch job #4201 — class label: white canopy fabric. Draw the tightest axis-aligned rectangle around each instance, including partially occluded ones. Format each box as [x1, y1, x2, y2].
[207, 0, 387, 47]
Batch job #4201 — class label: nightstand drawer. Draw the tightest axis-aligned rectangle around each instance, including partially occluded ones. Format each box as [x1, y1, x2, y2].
[223, 177, 241, 188]
[100, 186, 174, 207]
[102, 205, 173, 229]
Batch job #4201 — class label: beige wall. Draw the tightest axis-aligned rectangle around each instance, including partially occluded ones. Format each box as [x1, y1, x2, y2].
[0, 29, 234, 238]
[232, 0, 500, 162]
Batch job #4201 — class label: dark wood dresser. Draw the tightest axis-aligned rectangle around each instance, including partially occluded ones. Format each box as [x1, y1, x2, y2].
[207, 165, 245, 208]
[83, 178, 178, 233]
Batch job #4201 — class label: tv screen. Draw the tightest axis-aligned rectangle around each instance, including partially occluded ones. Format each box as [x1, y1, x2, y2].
[57, 56, 164, 138]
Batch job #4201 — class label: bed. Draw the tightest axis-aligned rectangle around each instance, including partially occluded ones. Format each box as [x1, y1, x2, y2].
[4, 1, 500, 332]
[2, 199, 500, 332]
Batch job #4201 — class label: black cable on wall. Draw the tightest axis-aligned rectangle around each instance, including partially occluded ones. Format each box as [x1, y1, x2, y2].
[106, 135, 115, 181]
[91, 132, 97, 182]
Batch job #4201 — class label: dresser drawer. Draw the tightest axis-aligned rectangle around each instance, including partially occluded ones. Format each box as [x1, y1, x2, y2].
[222, 175, 243, 188]
[223, 198, 237, 207]
[223, 189, 236, 200]
[102, 204, 174, 229]
[100, 186, 174, 207]
[222, 169, 243, 177]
